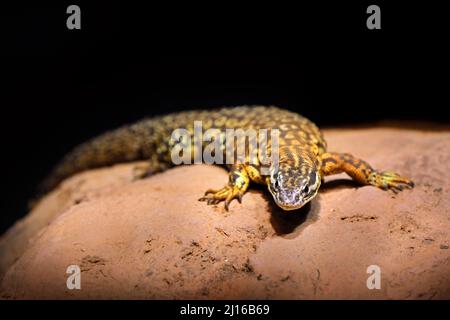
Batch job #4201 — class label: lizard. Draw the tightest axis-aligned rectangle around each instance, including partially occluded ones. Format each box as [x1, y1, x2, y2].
[38, 106, 414, 211]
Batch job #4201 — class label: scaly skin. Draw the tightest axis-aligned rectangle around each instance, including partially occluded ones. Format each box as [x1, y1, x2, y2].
[39, 106, 414, 211]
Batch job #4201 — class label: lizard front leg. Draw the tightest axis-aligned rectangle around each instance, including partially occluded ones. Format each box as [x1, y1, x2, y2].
[320, 152, 414, 192]
[199, 164, 250, 210]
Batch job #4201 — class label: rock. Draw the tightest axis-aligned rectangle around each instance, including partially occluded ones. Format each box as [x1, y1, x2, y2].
[1, 125, 450, 299]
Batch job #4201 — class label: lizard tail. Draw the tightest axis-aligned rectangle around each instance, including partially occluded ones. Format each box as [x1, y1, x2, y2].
[33, 118, 161, 205]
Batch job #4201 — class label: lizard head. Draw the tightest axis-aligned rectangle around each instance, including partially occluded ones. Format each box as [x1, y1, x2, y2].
[267, 160, 321, 211]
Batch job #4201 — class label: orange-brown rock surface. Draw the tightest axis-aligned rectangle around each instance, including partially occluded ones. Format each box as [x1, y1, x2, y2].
[1, 125, 449, 299]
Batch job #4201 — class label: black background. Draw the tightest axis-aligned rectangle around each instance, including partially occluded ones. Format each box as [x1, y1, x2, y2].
[0, 300, 446, 318]
[0, 2, 448, 233]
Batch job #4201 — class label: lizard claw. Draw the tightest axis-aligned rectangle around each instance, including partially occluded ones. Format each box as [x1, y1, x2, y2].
[204, 188, 220, 196]
[199, 185, 244, 211]
[370, 171, 414, 192]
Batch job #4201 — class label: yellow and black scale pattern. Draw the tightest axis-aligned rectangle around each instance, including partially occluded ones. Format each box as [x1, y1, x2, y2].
[40, 106, 413, 211]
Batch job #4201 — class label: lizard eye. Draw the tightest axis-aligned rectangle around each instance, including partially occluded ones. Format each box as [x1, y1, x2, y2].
[273, 179, 279, 189]
[271, 172, 280, 189]
[302, 185, 310, 194]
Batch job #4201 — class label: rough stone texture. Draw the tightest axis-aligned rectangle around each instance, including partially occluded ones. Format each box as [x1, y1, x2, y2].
[1, 126, 450, 299]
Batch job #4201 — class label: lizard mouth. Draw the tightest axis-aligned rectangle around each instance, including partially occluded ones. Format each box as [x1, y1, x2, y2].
[276, 203, 306, 211]
[272, 193, 306, 211]
[273, 199, 306, 211]
[270, 188, 319, 211]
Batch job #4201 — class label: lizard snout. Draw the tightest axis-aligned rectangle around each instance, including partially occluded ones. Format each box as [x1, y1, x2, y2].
[275, 189, 303, 209]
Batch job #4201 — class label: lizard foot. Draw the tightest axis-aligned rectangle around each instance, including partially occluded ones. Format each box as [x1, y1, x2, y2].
[132, 163, 152, 180]
[369, 171, 414, 193]
[199, 185, 244, 211]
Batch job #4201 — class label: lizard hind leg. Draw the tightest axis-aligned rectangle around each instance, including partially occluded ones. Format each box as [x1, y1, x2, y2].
[320, 152, 414, 193]
[132, 157, 171, 181]
[199, 164, 250, 211]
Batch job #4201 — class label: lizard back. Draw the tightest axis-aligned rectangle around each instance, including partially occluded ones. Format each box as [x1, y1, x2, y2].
[38, 106, 327, 194]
